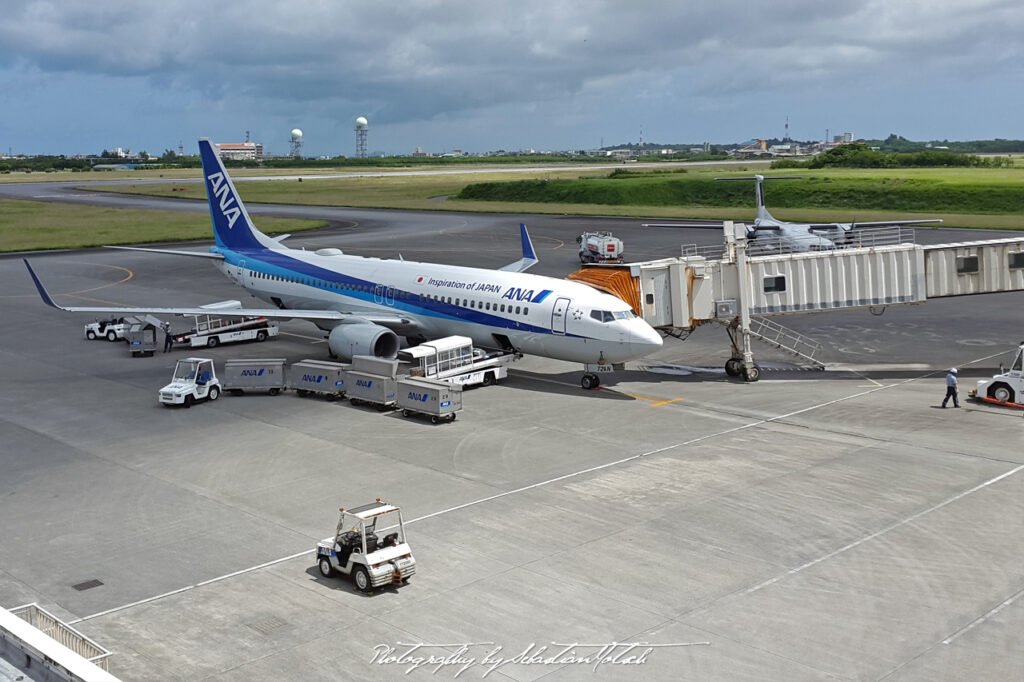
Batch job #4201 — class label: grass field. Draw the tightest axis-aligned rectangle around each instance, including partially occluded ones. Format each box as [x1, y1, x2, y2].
[4, 162, 1023, 252]
[90, 164, 1024, 230]
[0, 199, 325, 252]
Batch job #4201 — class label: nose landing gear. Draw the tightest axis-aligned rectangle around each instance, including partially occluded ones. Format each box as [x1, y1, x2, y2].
[581, 373, 601, 390]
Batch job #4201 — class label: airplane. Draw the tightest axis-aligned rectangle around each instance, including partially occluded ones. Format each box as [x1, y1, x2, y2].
[25, 138, 662, 390]
[644, 174, 943, 252]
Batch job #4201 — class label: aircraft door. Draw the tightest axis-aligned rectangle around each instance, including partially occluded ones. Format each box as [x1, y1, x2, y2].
[551, 297, 570, 335]
[374, 285, 395, 306]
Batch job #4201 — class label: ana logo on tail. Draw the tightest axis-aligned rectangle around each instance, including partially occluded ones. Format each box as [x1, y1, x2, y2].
[207, 171, 241, 229]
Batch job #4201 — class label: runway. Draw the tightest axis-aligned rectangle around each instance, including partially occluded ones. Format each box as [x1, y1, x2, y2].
[1, 194, 1022, 680]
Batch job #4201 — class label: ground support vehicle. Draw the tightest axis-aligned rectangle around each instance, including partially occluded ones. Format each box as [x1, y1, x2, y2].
[398, 335, 517, 388]
[85, 317, 130, 342]
[345, 356, 399, 409]
[316, 500, 416, 592]
[970, 342, 1024, 407]
[397, 376, 462, 423]
[174, 307, 278, 349]
[126, 315, 166, 357]
[221, 358, 287, 395]
[158, 357, 220, 407]
[287, 359, 350, 400]
[577, 231, 624, 264]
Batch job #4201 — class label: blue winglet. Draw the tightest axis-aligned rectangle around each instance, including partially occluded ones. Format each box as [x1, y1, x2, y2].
[520, 223, 536, 261]
[499, 224, 539, 272]
[23, 259, 62, 309]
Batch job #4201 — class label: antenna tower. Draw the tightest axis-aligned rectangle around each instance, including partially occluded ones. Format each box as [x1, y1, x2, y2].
[354, 116, 369, 158]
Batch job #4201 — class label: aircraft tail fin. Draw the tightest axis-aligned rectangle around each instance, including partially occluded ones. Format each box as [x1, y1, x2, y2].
[198, 138, 273, 251]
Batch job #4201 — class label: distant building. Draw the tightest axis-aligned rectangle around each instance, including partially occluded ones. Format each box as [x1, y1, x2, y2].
[215, 142, 263, 161]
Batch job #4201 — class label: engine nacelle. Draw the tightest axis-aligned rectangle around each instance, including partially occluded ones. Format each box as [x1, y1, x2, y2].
[328, 323, 400, 361]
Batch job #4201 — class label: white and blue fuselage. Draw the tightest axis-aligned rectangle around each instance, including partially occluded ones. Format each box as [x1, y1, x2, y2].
[25, 139, 663, 379]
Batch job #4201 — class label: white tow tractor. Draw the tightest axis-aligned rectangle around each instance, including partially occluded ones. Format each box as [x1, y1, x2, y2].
[316, 500, 416, 592]
[577, 231, 624, 264]
[85, 317, 130, 342]
[158, 357, 221, 407]
[970, 341, 1024, 407]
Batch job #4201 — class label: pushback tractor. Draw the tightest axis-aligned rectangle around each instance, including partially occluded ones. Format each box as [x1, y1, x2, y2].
[970, 342, 1024, 407]
[316, 500, 416, 592]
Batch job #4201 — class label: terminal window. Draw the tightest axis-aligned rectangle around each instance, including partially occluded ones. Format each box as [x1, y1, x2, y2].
[956, 255, 979, 274]
[763, 275, 786, 293]
[1009, 253, 1024, 269]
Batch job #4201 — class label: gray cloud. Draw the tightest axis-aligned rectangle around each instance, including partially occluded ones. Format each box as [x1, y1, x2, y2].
[2, 1, 1022, 153]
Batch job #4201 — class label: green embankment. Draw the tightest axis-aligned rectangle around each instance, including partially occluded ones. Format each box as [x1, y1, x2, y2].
[456, 170, 1024, 216]
[0, 199, 325, 252]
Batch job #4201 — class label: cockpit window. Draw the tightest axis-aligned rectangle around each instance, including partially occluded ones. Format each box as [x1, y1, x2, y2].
[590, 309, 636, 323]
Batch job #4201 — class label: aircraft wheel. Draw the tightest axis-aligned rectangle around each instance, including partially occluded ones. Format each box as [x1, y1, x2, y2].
[742, 366, 760, 382]
[725, 358, 742, 376]
[318, 557, 334, 577]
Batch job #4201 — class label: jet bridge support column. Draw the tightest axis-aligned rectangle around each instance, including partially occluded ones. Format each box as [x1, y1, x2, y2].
[726, 221, 759, 382]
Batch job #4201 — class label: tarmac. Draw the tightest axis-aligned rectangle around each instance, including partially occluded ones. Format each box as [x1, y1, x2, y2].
[1, 211, 1022, 681]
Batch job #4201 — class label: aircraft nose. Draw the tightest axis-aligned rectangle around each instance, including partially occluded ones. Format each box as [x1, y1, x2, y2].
[631, 321, 663, 353]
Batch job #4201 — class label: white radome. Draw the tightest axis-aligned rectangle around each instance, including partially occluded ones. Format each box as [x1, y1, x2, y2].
[355, 117, 368, 128]
[290, 128, 303, 141]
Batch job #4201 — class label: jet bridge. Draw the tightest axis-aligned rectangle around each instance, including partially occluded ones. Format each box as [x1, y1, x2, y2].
[568, 222, 1024, 380]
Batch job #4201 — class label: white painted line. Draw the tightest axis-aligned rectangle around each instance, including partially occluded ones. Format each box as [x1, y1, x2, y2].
[942, 585, 1024, 644]
[741, 463, 1024, 596]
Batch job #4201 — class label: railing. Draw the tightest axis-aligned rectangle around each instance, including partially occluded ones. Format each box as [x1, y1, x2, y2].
[747, 225, 917, 257]
[10, 603, 113, 671]
[749, 316, 824, 367]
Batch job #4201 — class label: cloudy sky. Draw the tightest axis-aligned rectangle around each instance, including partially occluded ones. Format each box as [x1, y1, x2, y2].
[2, 0, 1021, 157]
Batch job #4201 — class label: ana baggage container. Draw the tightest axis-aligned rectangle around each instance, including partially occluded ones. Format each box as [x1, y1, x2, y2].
[397, 376, 463, 423]
[350, 355, 399, 378]
[344, 369, 398, 409]
[221, 358, 287, 395]
[288, 359, 349, 399]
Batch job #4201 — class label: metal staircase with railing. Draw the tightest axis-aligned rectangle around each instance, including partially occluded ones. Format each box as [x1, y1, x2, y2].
[748, 316, 825, 369]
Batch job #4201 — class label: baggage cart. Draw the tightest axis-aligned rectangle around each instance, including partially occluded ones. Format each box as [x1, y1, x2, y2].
[397, 376, 462, 423]
[221, 358, 287, 395]
[345, 369, 398, 409]
[288, 359, 350, 400]
[127, 320, 158, 357]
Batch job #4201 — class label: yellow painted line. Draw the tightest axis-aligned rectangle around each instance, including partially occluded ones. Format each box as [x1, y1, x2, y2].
[649, 398, 685, 407]
[619, 392, 685, 407]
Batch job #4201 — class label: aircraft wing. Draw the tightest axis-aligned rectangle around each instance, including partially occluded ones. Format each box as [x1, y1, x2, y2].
[807, 219, 943, 231]
[103, 245, 226, 259]
[24, 259, 422, 332]
[641, 221, 724, 229]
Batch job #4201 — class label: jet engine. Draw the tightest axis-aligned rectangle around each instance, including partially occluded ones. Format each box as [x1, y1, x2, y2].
[328, 322, 400, 360]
